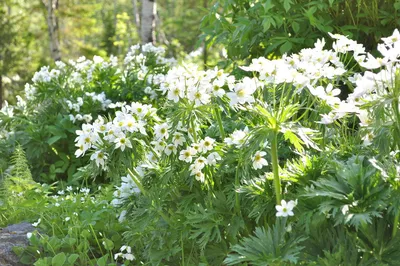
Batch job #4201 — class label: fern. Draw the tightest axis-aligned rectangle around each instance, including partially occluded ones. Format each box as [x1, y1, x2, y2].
[5, 144, 35, 193]
[224, 219, 305, 265]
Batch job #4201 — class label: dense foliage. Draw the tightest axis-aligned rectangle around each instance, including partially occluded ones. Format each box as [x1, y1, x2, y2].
[2, 29, 400, 265]
[2, 1, 400, 265]
[201, 0, 400, 60]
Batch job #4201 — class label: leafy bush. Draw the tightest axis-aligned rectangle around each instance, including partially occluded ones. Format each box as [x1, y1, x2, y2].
[0, 44, 173, 184]
[201, 0, 400, 60]
[4, 26, 400, 265]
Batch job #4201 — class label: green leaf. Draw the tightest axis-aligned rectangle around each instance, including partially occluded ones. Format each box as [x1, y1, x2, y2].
[283, 130, 304, 152]
[102, 238, 114, 251]
[67, 254, 79, 264]
[224, 220, 305, 265]
[96, 254, 109, 266]
[263, 0, 275, 11]
[283, 0, 293, 12]
[262, 18, 271, 32]
[280, 41, 293, 54]
[52, 252, 66, 266]
[292, 21, 300, 33]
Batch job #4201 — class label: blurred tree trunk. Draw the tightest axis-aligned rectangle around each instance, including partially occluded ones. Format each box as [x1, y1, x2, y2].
[42, 0, 61, 61]
[131, 0, 141, 37]
[140, 0, 156, 44]
[203, 0, 208, 68]
[0, 75, 3, 109]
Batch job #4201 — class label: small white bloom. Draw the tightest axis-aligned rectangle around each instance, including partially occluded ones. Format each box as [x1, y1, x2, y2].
[164, 144, 177, 155]
[154, 123, 169, 140]
[199, 137, 215, 153]
[32, 218, 41, 227]
[252, 151, 268, 170]
[276, 200, 297, 217]
[207, 152, 221, 166]
[90, 150, 108, 168]
[179, 147, 196, 163]
[114, 134, 132, 151]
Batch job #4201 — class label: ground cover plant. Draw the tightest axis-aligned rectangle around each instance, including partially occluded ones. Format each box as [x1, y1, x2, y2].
[2, 20, 400, 266]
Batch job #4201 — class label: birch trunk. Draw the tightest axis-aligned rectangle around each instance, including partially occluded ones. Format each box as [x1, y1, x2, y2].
[131, 0, 141, 37]
[42, 0, 61, 61]
[0, 76, 3, 109]
[140, 0, 156, 44]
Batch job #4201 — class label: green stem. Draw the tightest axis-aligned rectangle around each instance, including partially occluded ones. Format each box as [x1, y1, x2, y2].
[234, 160, 241, 214]
[127, 168, 147, 197]
[89, 224, 104, 255]
[190, 119, 198, 143]
[393, 213, 399, 238]
[214, 106, 226, 139]
[392, 99, 400, 149]
[321, 125, 326, 151]
[271, 131, 282, 204]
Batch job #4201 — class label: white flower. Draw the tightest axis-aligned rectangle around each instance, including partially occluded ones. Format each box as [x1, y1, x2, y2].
[194, 171, 205, 183]
[154, 123, 169, 140]
[276, 200, 297, 217]
[172, 132, 185, 147]
[164, 144, 177, 155]
[187, 88, 211, 106]
[382, 29, 400, 45]
[193, 157, 207, 170]
[207, 152, 221, 166]
[90, 150, 108, 168]
[118, 210, 127, 223]
[198, 137, 215, 153]
[224, 128, 249, 147]
[167, 87, 184, 102]
[179, 147, 196, 163]
[32, 218, 41, 227]
[252, 151, 268, 169]
[318, 113, 338, 125]
[65, 217, 71, 222]
[27, 232, 33, 239]
[114, 134, 132, 151]
[226, 77, 257, 106]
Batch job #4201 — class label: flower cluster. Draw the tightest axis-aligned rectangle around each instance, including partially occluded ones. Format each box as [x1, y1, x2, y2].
[111, 173, 141, 207]
[66, 92, 112, 123]
[160, 64, 235, 106]
[75, 102, 157, 168]
[114, 245, 135, 261]
[178, 137, 221, 182]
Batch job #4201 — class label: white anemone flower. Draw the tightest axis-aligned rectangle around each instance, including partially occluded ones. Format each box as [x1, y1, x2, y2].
[114, 134, 132, 151]
[226, 77, 257, 106]
[276, 200, 297, 217]
[252, 151, 268, 169]
[179, 147, 196, 163]
[90, 150, 108, 168]
[154, 123, 169, 140]
[207, 152, 221, 166]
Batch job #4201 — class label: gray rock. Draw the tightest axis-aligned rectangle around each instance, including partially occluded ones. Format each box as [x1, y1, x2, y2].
[0, 222, 35, 266]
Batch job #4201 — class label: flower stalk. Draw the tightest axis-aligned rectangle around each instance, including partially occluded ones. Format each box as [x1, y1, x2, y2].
[393, 213, 399, 237]
[214, 106, 226, 139]
[271, 130, 282, 204]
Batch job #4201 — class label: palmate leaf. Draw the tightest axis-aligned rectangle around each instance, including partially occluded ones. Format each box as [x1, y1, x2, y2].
[185, 204, 224, 250]
[303, 156, 389, 229]
[283, 129, 304, 152]
[224, 219, 305, 266]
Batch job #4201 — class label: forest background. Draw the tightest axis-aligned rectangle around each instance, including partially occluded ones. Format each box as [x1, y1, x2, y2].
[0, 0, 211, 108]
